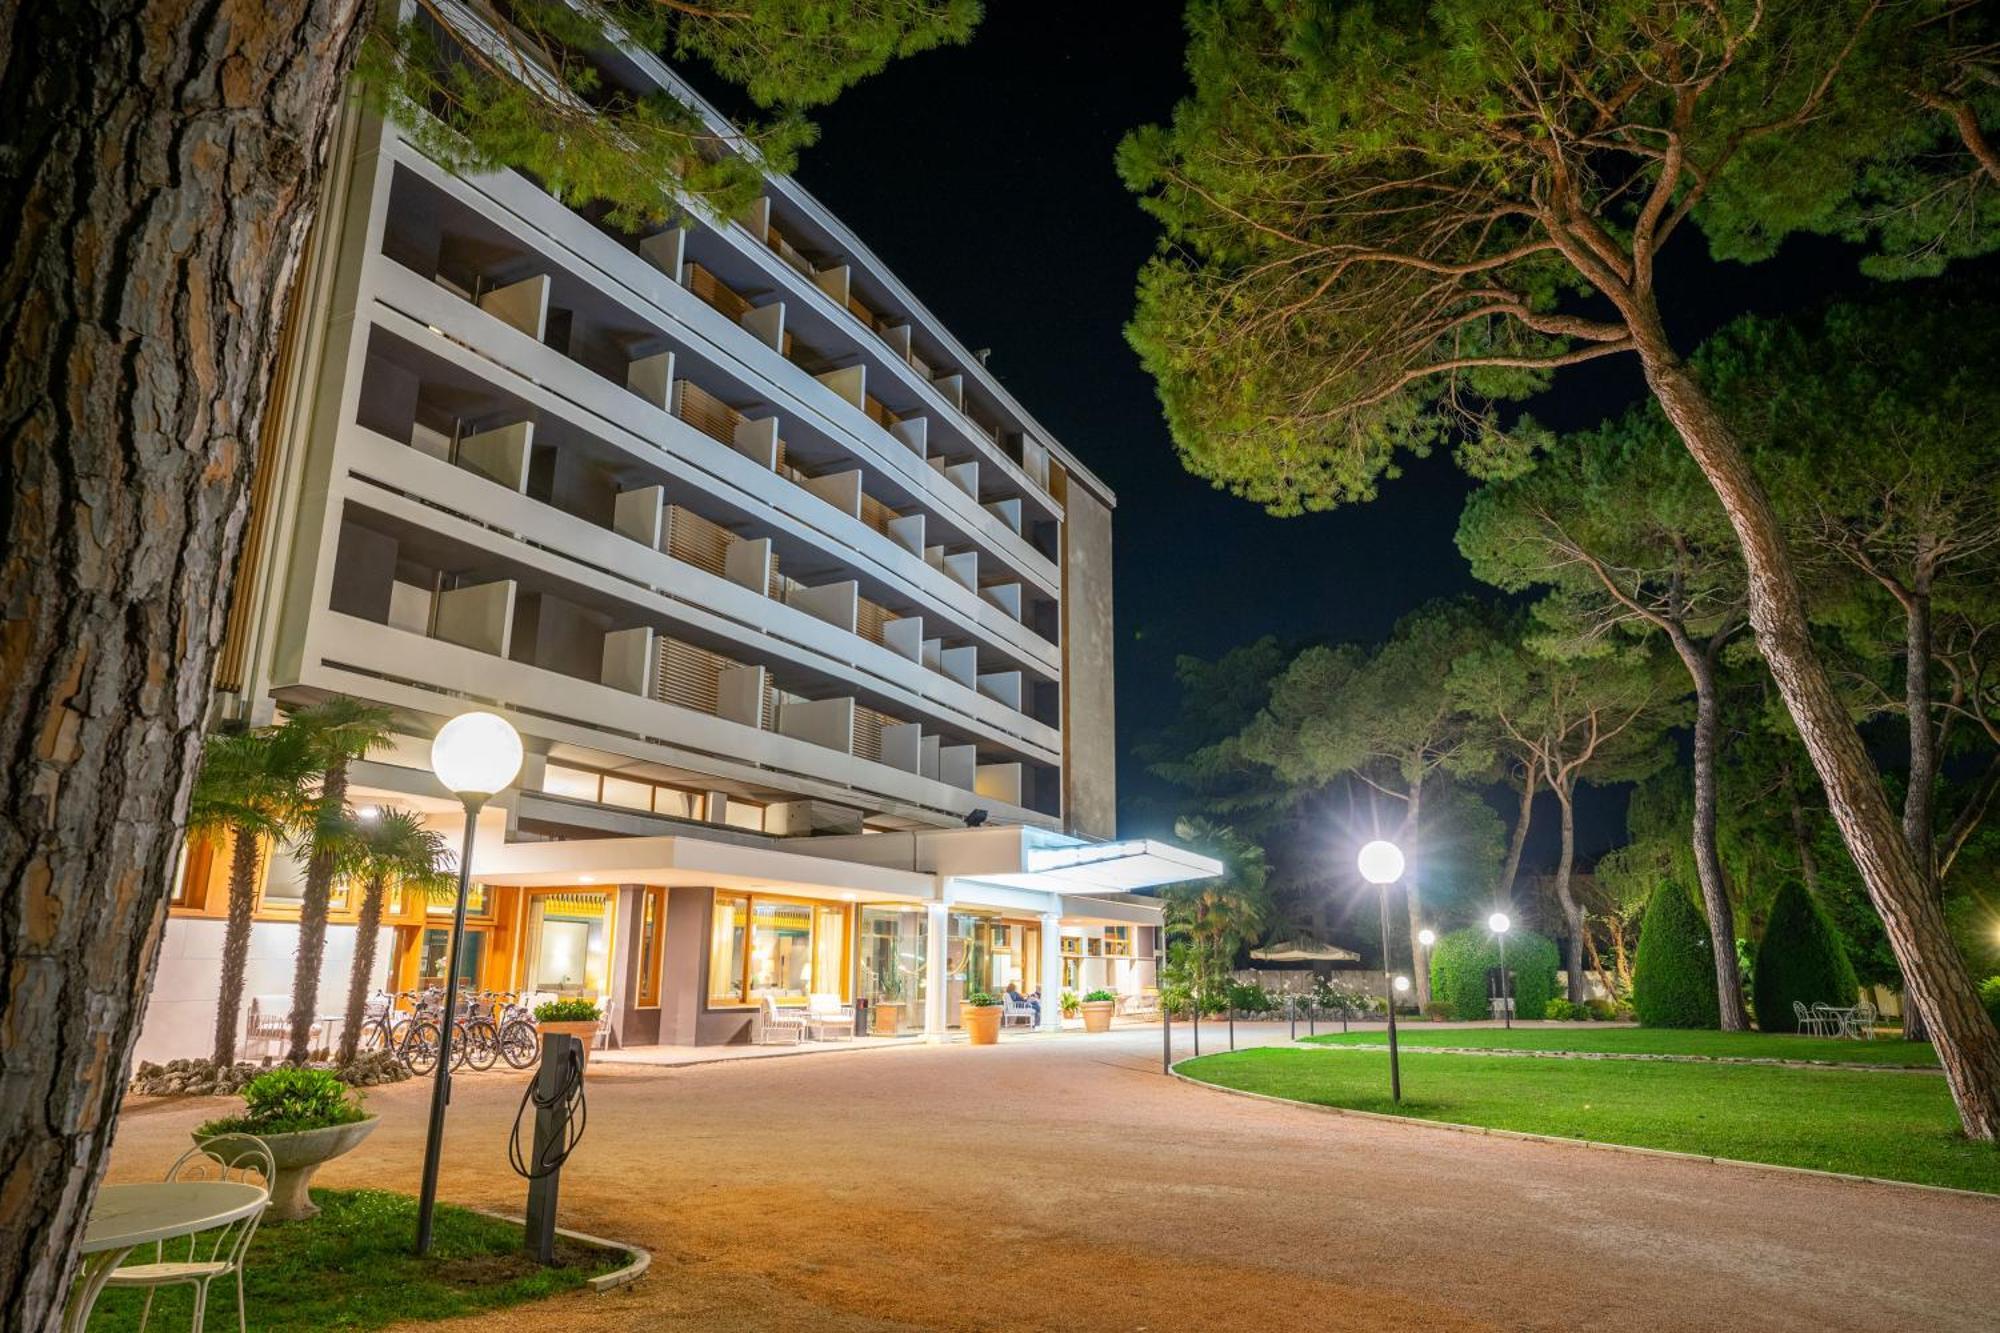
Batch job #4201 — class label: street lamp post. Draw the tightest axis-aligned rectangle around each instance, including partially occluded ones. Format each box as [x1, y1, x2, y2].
[1489, 911, 1513, 1031]
[415, 711, 523, 1255]
[1357, 839, 1406, 1104]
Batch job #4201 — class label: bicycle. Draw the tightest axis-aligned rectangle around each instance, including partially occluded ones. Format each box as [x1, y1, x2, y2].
[492, 992, 540, 1069]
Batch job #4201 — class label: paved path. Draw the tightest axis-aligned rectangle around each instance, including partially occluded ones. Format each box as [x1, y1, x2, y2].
[108, 1023, 2000, 1331]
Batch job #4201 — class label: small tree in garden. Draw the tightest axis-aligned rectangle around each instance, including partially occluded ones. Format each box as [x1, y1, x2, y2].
[1754, 880, 1860, 1034]
[1428, 927, 1559, 1023]
[1160, 819, 1271, 1003]
[1632, 884, 1722, 1029]
[332, 809, 452, 1065]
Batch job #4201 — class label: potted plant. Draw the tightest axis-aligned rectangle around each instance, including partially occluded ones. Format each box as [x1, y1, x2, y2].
[1079, 988, 1119, 1033]
[534, 997, 603, 1069]
[194, 1068, 376, 1221]
[872, 971, 905, 1035]
[1059, 990, 1081, 1023]
[962, 991, 1003, 1045]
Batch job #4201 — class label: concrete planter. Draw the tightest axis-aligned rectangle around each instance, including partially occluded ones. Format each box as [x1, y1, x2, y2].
[199, 1118, 378, 1221]
[1080, 1000, 1117, 1034]
[963, 1005, 1002, 1045]
[538, 1020, 600, 1070]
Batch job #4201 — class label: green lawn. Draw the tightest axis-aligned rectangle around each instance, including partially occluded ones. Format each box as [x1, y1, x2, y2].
[1181, 1047, 2000, 1193]
[1304, 1025, 1939, 1066]
[87, 1189, 627, 1331]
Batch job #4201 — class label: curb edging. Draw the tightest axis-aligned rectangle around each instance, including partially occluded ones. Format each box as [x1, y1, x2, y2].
[1292, 1040, 1942, 1074]
[467, 1208, 652, 1291]
[1166, 1063, 2000, 1203]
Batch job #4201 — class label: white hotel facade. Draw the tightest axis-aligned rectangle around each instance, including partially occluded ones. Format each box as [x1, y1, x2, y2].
[138, 22, 1216, 1061]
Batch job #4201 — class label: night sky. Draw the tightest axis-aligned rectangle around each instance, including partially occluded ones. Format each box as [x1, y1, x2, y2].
[777, 4, 1889, 872]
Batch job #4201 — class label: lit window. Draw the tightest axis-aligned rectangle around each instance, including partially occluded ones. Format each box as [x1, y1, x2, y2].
[723, 800, 765, 833]
[710, 892, 749, 1005]
[601, 775, 654, 812]
[543, 765, 600, 801]
[637, 887, 665, 1006]
[708, 891, 845, 1006]
[654, 787, 703, 820]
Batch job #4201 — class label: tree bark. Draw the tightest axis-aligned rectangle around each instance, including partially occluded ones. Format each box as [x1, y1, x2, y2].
[1632, 307, 2000, 1139]
[1674, 632, 1748, 1030]
[1901, 573, 1936, 1043]
[1400, 779, 1431, 1009]
[211, 830, 265, 1068]
[1552, 787, 1586, 1003]
[289, 760, 349, 1062]
[337, 872, 387, 1066]
[1496, 760, 1536, 906]
[0, 3, 368, 1321]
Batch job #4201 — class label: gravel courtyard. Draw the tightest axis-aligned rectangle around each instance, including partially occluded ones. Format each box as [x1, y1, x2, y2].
[105, 1024, 2000, 1331]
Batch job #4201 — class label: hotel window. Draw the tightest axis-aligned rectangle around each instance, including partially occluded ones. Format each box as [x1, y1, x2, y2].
[708, 891, 845, 1005]
[723, 800, 766, 833]
[1103, 926, 1132, 958]
[637, 887, 666, 1007]
[257, 837, 349, 913]
[543, 763, 706, 820]
[1060, 935, 1082, 957]
[526, 890, 611, 996]
[543, 764, 601, 801]
[601, 775, 655, 812]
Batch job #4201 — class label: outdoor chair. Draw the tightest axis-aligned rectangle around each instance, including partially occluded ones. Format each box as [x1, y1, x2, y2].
[1812, 1002, 1845, 1038]
[1850, 1000, 1879, 1040]
[759, 993, 809, 1045]
[243, 995, 301, 1060]
[806, 992, 855, 1040]
[1000, 993, 1037, 1027]
[103, 1138, 274, 1333]
[1792, 1001, 1831, 1036]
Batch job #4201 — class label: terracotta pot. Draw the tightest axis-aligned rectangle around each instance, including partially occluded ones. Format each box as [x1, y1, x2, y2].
[198, 1118, 378, 1222]
[963, 1004, 1002, 1045]
[871, 1003, 902, 1036]
[1080, 1000, 1117, 1034]
[538, 1020, 601, 1070]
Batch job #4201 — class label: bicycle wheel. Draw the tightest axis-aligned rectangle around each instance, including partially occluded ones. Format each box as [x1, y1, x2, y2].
[356, 1018, 393, 1055]
[402, 1020, 442, 1075]
[464, 1019, 499, 1071]
[500, 1020, 540, 1069]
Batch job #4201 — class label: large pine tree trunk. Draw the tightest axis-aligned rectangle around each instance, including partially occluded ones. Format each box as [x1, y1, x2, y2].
[1674, 634, 1748, 1030]
[0, 3, 368, 1321]
[337, 873, 387, 1065]
[289, 760, 350, 1061]
[1634, 315, 2000, 1140]
[1553, 789, 1586, 1003]
[211, 830, 266, 1067]
[1400, 780, 1431, 1009]
[1496, 761, 1535, 905]
[1901, 578, 1936, 1043]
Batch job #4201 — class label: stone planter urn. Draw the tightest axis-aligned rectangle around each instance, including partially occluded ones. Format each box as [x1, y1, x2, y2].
[537, 1020, 601, 1070]
[963, 1004, 1002, 1045]
[199, 1118, 378, 1222]
[871, 1003, 902, 1036]
[1080, 1000, 1117, 1034]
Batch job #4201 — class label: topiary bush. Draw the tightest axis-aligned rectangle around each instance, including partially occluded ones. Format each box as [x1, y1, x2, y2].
[1631, 881, 1721, 1029]
[1428, 927, 1560, 1021]
[1753, 877, 1859, 1033]
[533, 997, 601, 1023]
[1977, 976, 2000, 1030]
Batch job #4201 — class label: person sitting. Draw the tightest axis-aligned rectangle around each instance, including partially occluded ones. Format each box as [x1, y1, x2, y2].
[1004, 981, 1040, 1025]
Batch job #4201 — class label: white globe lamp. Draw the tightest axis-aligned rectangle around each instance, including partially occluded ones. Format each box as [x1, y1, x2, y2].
[430, 711, 523, 799]
[1392, 975, 1411, 994]
[1488, 912, 1515, 1031]
[1417, 927, 1436, 948]
[1488, 911, 1511, 935]
[1356, 840, 1405, 885]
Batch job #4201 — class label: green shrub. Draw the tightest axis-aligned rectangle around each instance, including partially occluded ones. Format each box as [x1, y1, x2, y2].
[197, 1067, 367, 1138]
[533, 998, 601, 1023]
[1753, 878, 1860, 1033]
[1545, 998, 1592, 1021]
[1224, 982, 1273, 1012]
[965, 991, 999, 1008]
[1082, 988, 1118, 1004]
[1632, 881, 1721, 1029]
[1422, 1000, 1454, 1021]
[1584, 998, 1617, 1022]
[1428, 927, 1560, 1022]
[1978, 977, 2000, 1029]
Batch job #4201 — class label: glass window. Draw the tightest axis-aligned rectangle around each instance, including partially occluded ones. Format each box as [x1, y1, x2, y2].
[723, 800, 765, 832]
[858, 905, 925, 1018]
[601, 775, 654, 811]
[749, 899, 813, 999]
[637, 888, 664, 1006]
[654, 787, 703, 820]
[543, 764, 600, 801]
[812, 905, 845, 999]
[709, 892, 749, 1005]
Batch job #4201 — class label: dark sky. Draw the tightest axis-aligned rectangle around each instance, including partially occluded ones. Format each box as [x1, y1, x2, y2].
[778, 3, 1883, 871]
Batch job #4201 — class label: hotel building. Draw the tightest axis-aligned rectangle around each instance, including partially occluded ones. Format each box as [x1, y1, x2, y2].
[136, 18, 1217, 1061]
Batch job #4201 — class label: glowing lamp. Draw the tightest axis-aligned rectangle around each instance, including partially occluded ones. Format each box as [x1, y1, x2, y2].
[1356, 840, 1405, 885]
[1392, 975, 1411, 994]
[1488, 912, 1512, 935]
[429, 711, 522, 799]
[1417, 928, 1436, 948]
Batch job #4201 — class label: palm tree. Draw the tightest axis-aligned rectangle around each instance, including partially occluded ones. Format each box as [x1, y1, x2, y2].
[186, 724, 319, 1067]
[332, 808, 452, 1064]
[1162, 818, 1272, 1001]
[285, 696, 397, 1062]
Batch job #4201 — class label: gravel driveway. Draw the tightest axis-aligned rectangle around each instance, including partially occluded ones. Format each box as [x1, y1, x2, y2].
[105, 1024, 2000, 1331]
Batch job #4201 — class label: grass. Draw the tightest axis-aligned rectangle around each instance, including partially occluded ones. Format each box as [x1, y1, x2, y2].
[1181, 1047, 2000, 1194]
[1303, 1025, 1940, 1066]
[88, 1189, 627, 1331]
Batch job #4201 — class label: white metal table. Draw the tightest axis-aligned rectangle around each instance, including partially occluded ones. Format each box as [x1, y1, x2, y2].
[65, 1180, 267, 1332]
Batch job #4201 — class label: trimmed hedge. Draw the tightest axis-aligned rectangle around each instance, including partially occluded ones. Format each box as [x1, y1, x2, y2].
[1429, 927, 1559, 1022]
[1753, 878, 1859, 1033]
[1632, 881, 1720, 1029]
[1983, 977, 2000, 1030]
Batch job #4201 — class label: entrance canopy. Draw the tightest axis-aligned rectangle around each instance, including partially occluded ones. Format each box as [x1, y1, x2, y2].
[472, 833, 933, 905]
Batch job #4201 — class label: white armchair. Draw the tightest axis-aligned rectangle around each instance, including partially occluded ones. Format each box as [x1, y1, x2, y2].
[760, 993, 809, 1045]
[805, 992, 854, 1041]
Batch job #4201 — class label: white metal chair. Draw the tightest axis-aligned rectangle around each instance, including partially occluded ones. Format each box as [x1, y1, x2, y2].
[1793, 1000, 1831, 1036]
[243, 995, 292, 1060]
[1812, 1002, 1845, 1038]
[759, 993, 809, 1045]
[104, 1138, 273, 1333]
[1000, 992, 1037, 1027]
[805, 992, 855, 1040]
[1850, 1000, 1879, 1040]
